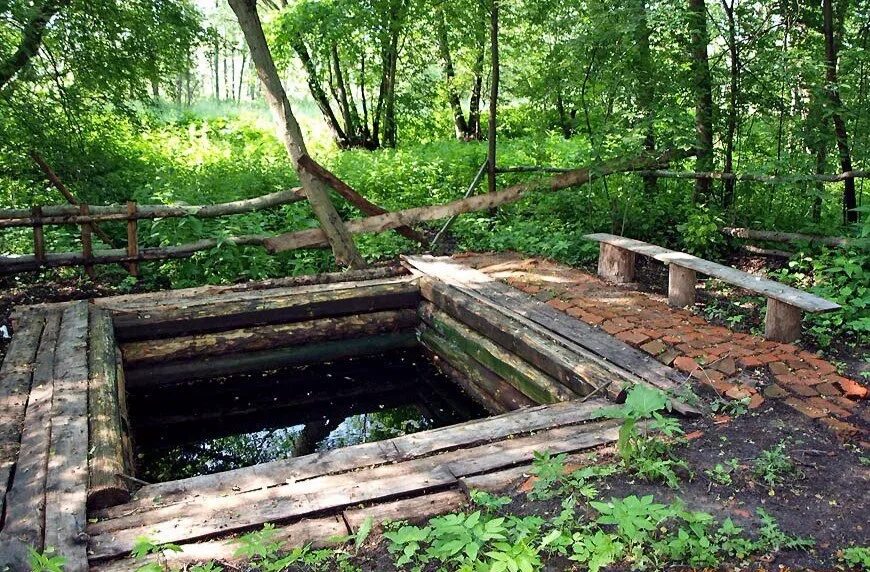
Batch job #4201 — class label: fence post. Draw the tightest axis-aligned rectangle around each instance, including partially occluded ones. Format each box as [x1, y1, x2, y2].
[80, 204, 95, 279]
[32, 206, 45, 265]
[126, 201, 139, 278]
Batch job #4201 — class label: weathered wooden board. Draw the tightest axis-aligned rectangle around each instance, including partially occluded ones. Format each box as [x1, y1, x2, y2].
[89, 420, 618, 560]
[583, 233, 840, 312]
[419, 304, 576, 404]
[121, 308, 418, 366]
[88, 307, 132, 510]
[94, 265, 409, 312]
[90, 515, 349, 572]
[97, 397, 609, 520]
[45, 301, 90, 572]
[0, 312, 61, 569]
[0, 311, 45, 517]
[343, 490, 468, 532]
[112, 279, 420, 341]
[405, 256, 699, 412]
[419, 278, 609, 395]
[124, 331, 418, 387]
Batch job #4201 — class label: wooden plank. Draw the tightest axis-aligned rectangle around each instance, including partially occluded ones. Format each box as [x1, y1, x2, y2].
[421, 333, 511, 415]
[121, 309, 418, 367]
[96, 398, 609, 520]
[88, 307, 132, 510]
[80, 204, 95, 279]
[668, 264, 696, 307]
[0, 311, 45, 515]
[765, 298, 803, 343]
[404, 256, 697, 409]
[420, 278, 616, 395]
[90, 516, 348, 572]
[112, 279, 420, 341]
[343, 490, 467, 532]
[125, 201, 139, 277]
[419, 305, 576, 403]
[460, 450, 613, 494]
[0, 312, 61, 569]
[583, 234, 840, 312]
[44, 301, 90, 572]
[88, 466, 458, 560]
[88, 419, 618, 560]
[91, 265, 409, 311]
[32, 206, 45, 263]
[422, 331, 537, 413]
[124, 331, 418, 388]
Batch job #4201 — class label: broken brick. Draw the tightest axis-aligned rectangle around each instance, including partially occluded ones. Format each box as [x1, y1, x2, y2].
[738, 355, 763, 368]
[833, 376, 869, 400]
[784, 398, 826, 419]
[788, 384, 819, 397]
[725, 386, 753, 400]
[712, 357, 737, 376]
[656, 349, 680, 366]
[806, 397, 853, 418]
[769, 361, 791, 376]
[616, 329, 651, 346]
[640, 339, 667, 356]
[673, 356, 699, 374]
[763, 384, 790, 398]
[602, 319, 632, 335]
[748, 393, 765, 409]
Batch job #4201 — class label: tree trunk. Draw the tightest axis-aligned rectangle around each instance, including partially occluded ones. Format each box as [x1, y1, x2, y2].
[468, 45, 485, 139]
[331, 45, 361, 144]
[633, 0, 657, 193]
[238, 50, 247, 101]
[687, 0, 714, 202]
[555, 91, 572, 139]
[487, 0, 500, 195]
[383, 32, 400, 148]
[0, 0, 70, 90]
[213, 38, 220, 100]
[228, 0, 365, 269]
[822, 0, 857, 223]
[436, 7, 470, 140]
[721, 0, 739, 210]
[292, 40, 347, 146]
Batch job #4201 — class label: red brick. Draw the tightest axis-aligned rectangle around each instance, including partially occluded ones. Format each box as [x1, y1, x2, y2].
[695, 369, 726, 383]
[788, 384, 819, 397]
[754, 353, 781, 364]
[818, 418, 860, 439]
[548, 299, 572, 311]
[602, 319, 632, 335]
[764, 384, 790, 398]
[777, 372, 823, 386]
[784, 398, 826, 419]
[714, 357, 739, 376]
[806, 397, 853, 418]
[566, 306, 585, 318]
[640, 339, 667, 356]
[807, 358, 836, 375]
[616, 329, 651, 346]
[769, 361, 791, 376]
[832, 376, 869, 400]
[725, 386, 753, 400]
[748, 394, 765, 409]
[657, 349, 680, 366]
[787, 359, 810, 371]
[738, 356, 763, 368]
[815, 382, 841, 397]
[673, 356, 699, 374]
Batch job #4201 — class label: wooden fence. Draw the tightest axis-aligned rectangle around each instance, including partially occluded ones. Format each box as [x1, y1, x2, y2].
[1, 156, 864, 276]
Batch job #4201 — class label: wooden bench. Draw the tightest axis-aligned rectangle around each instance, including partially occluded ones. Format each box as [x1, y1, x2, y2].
[583, 233, 841, 343]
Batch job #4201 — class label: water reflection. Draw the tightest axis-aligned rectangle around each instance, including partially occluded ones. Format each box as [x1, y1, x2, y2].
[128, 349, 486, 482]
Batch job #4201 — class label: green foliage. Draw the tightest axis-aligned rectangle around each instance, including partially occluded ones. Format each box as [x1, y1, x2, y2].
[772, 247, 870, 348]
[839, 546, 870, 569]
[677, 207, 726, 258]
[752, 441, 798, 489]
[596, 385, 688, 487]
[528, 452, 615, 501]
[27, 547, 65, 572]
[705, 459, 740, 486]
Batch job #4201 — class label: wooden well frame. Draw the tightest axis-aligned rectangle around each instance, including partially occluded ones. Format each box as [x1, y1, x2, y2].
[0, 257, 697, 570]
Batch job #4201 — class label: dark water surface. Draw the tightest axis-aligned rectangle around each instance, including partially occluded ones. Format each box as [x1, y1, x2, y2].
[128, 349, 487, 482]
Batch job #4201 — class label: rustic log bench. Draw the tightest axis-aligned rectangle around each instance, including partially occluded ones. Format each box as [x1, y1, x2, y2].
[583, 233, 841, 343]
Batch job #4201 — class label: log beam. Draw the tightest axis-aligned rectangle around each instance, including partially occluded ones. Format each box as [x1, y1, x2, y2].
[597, 243, 636, 284]
[667, 264, 696, 307]
[764, 298, 803, 343]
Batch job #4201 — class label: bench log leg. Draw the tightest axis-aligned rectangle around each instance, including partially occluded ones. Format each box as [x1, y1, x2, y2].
[765, 298, 802, 342]
[668, 264, 696, 307]
[598, 243, 636, 284]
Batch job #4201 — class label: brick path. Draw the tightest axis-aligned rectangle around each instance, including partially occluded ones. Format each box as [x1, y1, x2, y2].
[457, 252, 868, 442]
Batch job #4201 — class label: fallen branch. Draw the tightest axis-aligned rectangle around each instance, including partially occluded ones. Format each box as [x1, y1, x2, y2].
[0, 188, 306, 228]
[722, 227, 854, 247]
[297, 154, 426, 245]
[265, 149, 692, 253]
[637, 169, 870, 183]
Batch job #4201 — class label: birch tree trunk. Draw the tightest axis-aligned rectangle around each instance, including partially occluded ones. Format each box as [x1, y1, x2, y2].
[228, 0, 365, 269]
[436, 7, 470, 140]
